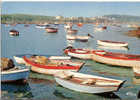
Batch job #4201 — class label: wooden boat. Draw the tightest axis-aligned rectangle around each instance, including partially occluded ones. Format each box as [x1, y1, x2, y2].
[66, 34, 92, 42]
[14, 55, 71, 64]
[133, 66, 140, 77]
[9, 30, 19, 36]
[92, 50, 140, 67]
[67, 29, 78, 34]
[97, 45, 128, 51]
[45, 28, 58, 33]
[54, 71, 125, 93]
[97, 40, 128, 47]
[64, 48, 94, 59]
[1, 66, 30, 82]
[23, 56, 84, 75]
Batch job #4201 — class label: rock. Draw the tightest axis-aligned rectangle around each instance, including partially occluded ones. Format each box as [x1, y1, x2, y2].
[1, 58, 15, 71]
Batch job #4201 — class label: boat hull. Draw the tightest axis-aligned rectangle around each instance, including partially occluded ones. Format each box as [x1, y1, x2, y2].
[55, 71, 124, 93]
[92, 52, 140, 67]
[55, 77, 119, 93]
[31, 66, 79, 75]
[1, 68, 30, 82]
[97, 40, 128, 47]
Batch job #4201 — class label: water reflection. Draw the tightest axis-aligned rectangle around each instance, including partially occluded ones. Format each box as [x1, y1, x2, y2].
[138, 91, 140, 98]
[133, 77, 140, 85]
[53, 90, 73, 100]
[55, 85, 121, 100]
[1, 82, 33, 99]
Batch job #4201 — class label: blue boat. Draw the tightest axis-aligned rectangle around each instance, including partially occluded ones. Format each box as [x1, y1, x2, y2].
[1, 66, 30, 82]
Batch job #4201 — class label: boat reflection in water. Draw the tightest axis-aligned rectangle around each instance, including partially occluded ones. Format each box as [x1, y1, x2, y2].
[97, 45, 129, 51]
[1, 82, 33, 99]
[138, 91, 140, 99]
[133, 77, 140, 85]
[54, 85, 121, 100]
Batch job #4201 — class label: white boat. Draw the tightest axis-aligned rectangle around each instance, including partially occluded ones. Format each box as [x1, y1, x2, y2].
[66, 34, 91, 41]
[23, 56, 84, 75]
[64, 48, 94, 59]
[1, 66, 30, 82]
[14, 55, 71, 64]
[97, 45, 128, 51]
[133, 66, 140, 77]
[54, 71, 125, 93]
[14, 56, 26, 64]
[92, 50, 140, 68]
[97, 40, 128, 47]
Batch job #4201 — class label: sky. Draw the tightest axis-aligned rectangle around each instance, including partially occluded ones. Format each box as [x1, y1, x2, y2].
[2, 2, 140, 17]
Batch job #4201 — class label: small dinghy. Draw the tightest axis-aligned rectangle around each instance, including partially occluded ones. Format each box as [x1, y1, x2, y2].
[1, 67, 30, 83]
[54, 71, 125, 93]
[64, 47, 94, 59]
[45, 28, 58, 33]
[14, 55, 71, 64]
[9, 30, 19, 36]
[97, 40, 128, 47]
[23, 55, 84, 75]
[1, 57, 30, 82]
[66, 34, 93, 42]
[92, 50, 140, 67]
[67, 29, 78, 34]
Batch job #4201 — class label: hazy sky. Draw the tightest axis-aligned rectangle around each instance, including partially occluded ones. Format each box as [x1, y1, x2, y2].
[2, 2, 140, 17]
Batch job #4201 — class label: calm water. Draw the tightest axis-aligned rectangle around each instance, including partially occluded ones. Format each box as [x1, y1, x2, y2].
[1, 24, 140, 100]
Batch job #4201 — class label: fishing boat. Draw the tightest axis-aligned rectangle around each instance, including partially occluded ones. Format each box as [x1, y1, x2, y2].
[67, 29, 78, 34]
[14, 55, 71, 64]
[97, 45, 128, 51]
[64, 48, 94, 59]
[54, 71, 125, 93]
[97, 40, 128, 47]
[1, 66, 30, 82]
[133, 66, 140, 77]
[23, 56, 84, 75]
[45, 27, 58, 33]
[92, 50, 140, 67]
[66, 34, 93, 42]
[9, 30, 19, 36]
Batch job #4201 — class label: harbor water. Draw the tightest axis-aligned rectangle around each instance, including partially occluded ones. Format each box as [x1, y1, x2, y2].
[1, 24, 140, 100]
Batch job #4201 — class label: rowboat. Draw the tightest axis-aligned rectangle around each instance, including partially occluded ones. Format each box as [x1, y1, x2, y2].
[64, 48, 94, 59]
[45, 28, 58, 33]
[14, 55, 71, 64]
[1, 66, 30, 82]
[9, 30, 19, 36]
[54, 71, 125, 93]
[97, 45, 128, 51]
[133, 66, 140, 77]
[23, 56, 84, 75]
[66, 34, 92, 42]
[67, 29, 78, 34]
[97, 40, 128, 47]
[92, 50, 140, 67]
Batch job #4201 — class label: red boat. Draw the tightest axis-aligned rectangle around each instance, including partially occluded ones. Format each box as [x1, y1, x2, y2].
[23, 56, 84, 75]
[92, 50, 140, 67]
[45, 28, 58, 33]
